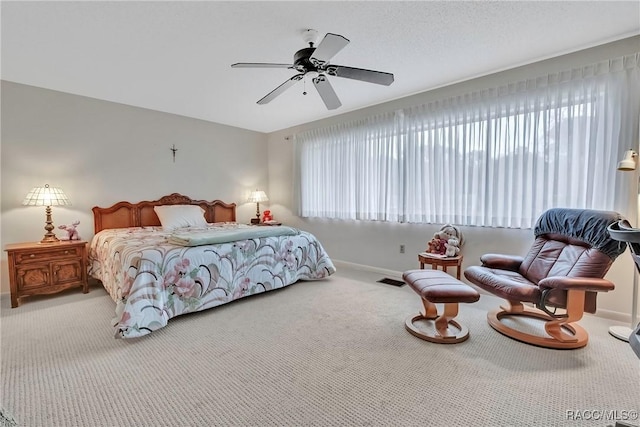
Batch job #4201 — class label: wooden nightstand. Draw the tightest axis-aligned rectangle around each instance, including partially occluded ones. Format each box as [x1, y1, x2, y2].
[5, 240, 88, 308]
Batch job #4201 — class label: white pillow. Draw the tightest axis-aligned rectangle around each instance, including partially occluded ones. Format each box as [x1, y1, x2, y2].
[154, 205, 207, 231]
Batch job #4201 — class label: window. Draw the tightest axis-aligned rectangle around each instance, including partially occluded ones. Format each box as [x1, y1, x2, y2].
[296, 54, 640, 228]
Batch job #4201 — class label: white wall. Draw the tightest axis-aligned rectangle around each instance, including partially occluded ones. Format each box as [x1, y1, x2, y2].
[1, 81, 269, 293]
[266, 36, 640, 323]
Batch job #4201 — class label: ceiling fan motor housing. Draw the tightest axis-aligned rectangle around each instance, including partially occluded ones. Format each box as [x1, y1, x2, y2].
[294, 47, 317, 71]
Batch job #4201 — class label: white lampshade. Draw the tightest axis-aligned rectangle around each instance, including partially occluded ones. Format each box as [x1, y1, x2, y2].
[247, 190, 269, 203]
[22, 184, 71, 207]
[617, 149, 638, 171]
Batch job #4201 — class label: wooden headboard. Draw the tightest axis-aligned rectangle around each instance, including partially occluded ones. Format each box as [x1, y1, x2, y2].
[92, 193, 237, 233]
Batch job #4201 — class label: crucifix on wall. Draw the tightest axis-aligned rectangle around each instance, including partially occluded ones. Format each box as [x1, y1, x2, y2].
[170, 144, 178, 163]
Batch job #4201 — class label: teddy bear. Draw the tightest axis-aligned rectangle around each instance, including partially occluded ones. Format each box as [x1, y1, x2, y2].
[262, 210, 273, 223]
[445, 237, 461, 257]
[58, 220, 81, 241]
[435, 224, 464, 246]
[425, 224, 464, 256]
[426, 237, 447, 255]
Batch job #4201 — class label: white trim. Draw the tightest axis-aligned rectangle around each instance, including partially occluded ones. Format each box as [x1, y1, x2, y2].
[332, 259, 404, 280]
[595, 307, 634, 323]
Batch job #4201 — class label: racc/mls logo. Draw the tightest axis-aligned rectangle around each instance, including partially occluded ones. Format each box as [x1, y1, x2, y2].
[565, 409, 638, 424]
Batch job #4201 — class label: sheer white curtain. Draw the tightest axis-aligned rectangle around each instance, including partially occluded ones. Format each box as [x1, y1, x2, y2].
[296, 54, 640, 228]
[295, 113, 404, 221]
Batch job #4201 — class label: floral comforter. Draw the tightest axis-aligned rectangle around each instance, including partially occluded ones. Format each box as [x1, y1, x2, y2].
[88, 224, 336, 338]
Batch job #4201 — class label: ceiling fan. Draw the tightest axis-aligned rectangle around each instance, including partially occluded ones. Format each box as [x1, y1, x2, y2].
[231, 29, 394, 110]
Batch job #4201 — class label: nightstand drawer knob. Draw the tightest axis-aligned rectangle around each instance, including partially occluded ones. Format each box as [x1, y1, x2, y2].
[29, 254, 35, 258]
[64, 250, 69, 254]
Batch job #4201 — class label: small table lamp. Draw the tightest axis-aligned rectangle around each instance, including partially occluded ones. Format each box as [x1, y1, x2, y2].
[247, 190, 268, 224]
[22, 184, 71, 243]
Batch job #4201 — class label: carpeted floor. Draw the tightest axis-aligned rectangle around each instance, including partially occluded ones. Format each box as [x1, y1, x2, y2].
[1, 268, 638, 427]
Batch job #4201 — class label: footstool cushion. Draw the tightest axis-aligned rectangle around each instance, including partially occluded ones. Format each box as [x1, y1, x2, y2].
[403, 269, 480, 343]
[403, 270, 481, 304]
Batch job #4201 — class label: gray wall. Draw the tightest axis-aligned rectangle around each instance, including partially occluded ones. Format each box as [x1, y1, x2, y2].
[266, 36, 640, 322]
[1, 81, 269, 293]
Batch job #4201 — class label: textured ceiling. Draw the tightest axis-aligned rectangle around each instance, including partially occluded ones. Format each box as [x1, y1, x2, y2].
[2, 1, 639, 133]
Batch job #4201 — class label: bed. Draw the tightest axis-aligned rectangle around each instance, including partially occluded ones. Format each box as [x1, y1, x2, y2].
[88, 193, 336, 338]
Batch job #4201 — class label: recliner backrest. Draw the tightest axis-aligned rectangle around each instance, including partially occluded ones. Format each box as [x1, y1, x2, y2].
[519, 235, 614, 313]
[517, 208, 626, 313]
[520, 235, 614, 284]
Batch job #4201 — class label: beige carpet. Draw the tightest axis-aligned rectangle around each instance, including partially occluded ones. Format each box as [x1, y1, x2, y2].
[1, 269, 639, 427]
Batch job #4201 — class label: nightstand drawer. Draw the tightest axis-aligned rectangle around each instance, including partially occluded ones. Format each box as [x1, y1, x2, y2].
[14, 246, 83, 264]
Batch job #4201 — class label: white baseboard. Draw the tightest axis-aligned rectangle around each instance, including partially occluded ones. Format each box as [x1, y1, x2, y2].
[333, 259, 633, 323]
[594, 307, 634, 324]
[332, 259, 404, 280]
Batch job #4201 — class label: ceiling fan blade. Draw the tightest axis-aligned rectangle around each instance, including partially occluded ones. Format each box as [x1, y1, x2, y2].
[313, 75, 342, 110]
[310, 33, 350, 66]
[232, 63, 293, 69]
[325, 65, 394, 86]
[257, 74, 304, 105]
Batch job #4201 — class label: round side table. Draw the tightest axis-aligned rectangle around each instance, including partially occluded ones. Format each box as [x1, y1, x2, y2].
[418, 253, 464, 279]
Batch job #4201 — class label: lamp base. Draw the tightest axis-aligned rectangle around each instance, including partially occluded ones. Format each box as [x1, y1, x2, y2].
[40, 233, 60, 244]
[41, 205, 60, 243]
[608, 325, 632, 342]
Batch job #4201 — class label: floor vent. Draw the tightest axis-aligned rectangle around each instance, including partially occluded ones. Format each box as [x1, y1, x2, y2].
[377, 277, 405, 287]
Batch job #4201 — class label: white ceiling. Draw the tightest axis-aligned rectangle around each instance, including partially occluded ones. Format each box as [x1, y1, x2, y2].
[2, 1, 639, 133]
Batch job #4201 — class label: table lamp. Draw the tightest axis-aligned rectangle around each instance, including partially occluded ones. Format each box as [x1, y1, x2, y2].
[247, 190, 268, 224]
[22, 184, 71, 243]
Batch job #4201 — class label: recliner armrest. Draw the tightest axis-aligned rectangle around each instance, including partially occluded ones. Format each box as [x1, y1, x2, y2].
[480, 254, 524, 271]
[538, 276, 615, 292]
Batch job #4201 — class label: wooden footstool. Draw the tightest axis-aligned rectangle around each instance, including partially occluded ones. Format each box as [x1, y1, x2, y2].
[403, 269, 480, 343]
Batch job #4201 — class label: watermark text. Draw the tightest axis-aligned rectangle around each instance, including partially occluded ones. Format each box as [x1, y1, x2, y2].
[566, 409, 638, 422]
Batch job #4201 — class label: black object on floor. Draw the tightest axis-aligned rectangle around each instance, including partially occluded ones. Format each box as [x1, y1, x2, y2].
[377, 278, 405, 287]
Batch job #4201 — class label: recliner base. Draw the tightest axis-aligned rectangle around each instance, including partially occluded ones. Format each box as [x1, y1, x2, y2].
[488, 306, 589, 349]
